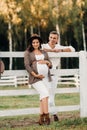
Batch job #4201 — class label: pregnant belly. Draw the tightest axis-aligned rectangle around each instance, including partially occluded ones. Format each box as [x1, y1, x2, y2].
[37, 63, 48, 76]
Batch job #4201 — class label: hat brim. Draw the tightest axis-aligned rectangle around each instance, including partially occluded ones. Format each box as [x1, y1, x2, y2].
[28, 36, 43, 44]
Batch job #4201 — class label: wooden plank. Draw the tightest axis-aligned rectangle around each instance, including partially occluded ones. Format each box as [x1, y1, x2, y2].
[50, 69, 79, 76]
[1, 69, 79, 77]
[0, 51, 79, 58]
[0, 105, 80, 117]
[55, 88, 79, 94]
[0, 88, 79, 96]
[0, 52, 24, 58]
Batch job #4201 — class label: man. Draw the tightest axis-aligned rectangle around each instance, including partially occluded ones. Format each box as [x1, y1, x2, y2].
[42, 31, 75, 121]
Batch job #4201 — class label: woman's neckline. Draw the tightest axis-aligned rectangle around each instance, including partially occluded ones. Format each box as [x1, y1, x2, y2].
[33, 50, 42, 55]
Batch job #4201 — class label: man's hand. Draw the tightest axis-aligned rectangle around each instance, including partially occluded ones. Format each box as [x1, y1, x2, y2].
[52, 49, 63, 52]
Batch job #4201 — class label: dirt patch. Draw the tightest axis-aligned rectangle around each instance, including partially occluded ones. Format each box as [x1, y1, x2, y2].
[0, 112, 80, 129]
[0, 117, 38, 128]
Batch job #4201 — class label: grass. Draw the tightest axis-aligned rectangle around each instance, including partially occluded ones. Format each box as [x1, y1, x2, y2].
[0, 84, 80, 110]
[0, 93, 79, 110]
[0, 112, 87, 130]
[0, 85, 29, 90]
[0, 95, 39, 109]
[0, 85, 80, 110]
[0, 85, 86, 129]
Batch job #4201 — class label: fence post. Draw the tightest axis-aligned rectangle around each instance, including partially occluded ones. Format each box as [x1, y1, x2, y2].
[79, 51, 87, 117]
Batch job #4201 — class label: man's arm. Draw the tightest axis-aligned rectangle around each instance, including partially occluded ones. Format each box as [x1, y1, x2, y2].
[55, 45, 75, 52]
[43, 48, 56, 52]
[43, 47, 75, 52]
[42, 44, 75, 52]
[62, 46, 75, 52]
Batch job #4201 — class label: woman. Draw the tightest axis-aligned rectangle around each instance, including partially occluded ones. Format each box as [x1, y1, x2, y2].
[24, 35, 52, 125]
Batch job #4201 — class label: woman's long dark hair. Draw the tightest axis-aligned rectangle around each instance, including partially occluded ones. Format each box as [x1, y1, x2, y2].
[27, 37, 42, 52]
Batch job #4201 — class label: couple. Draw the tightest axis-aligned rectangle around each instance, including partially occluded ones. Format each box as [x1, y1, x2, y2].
[24, 31, 75, 125]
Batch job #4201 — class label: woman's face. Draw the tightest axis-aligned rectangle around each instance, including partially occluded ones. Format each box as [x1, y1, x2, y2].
[32, 39, 40, 49]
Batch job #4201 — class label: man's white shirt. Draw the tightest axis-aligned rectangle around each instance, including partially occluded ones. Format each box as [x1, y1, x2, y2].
[42, 43, 75, 69]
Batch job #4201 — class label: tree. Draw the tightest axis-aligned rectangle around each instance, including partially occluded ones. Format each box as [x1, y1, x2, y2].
[21, 0, 50, 34]
[0, 0, 21, 69]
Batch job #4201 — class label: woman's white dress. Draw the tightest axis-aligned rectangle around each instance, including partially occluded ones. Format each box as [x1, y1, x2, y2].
[36, 54, 48, 78]
[32, 54, 50, 100]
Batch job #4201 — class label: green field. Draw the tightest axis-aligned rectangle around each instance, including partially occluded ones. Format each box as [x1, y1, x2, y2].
[0, 85, 87, 129]
[0, 93, 79, 110]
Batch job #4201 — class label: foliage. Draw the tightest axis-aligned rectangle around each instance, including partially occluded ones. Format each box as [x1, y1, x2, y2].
[0, 0, 87, 51]
[0, 0, 21, 24]
[21, 0, 50, 28]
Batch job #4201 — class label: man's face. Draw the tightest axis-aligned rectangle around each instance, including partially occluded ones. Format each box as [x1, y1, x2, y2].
[49, 34, 58, 44]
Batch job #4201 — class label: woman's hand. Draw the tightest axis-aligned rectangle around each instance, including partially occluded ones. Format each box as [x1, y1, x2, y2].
[31, 71, 44, 79]
[35, 74, 45, 79]
[38, 60, 47, 64]
[38, 60, 51, 66]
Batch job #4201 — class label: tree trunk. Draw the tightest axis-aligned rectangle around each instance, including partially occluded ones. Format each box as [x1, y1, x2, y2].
[24, 27, 27, 48]
[30, 26, 33, 36]
[8, 21, 12, 70]
[82, 23, 86, 51]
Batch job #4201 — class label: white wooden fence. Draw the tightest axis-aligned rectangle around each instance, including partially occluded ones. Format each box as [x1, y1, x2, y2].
[0, 70, 80, 87]
[0, 51, 87, 118]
